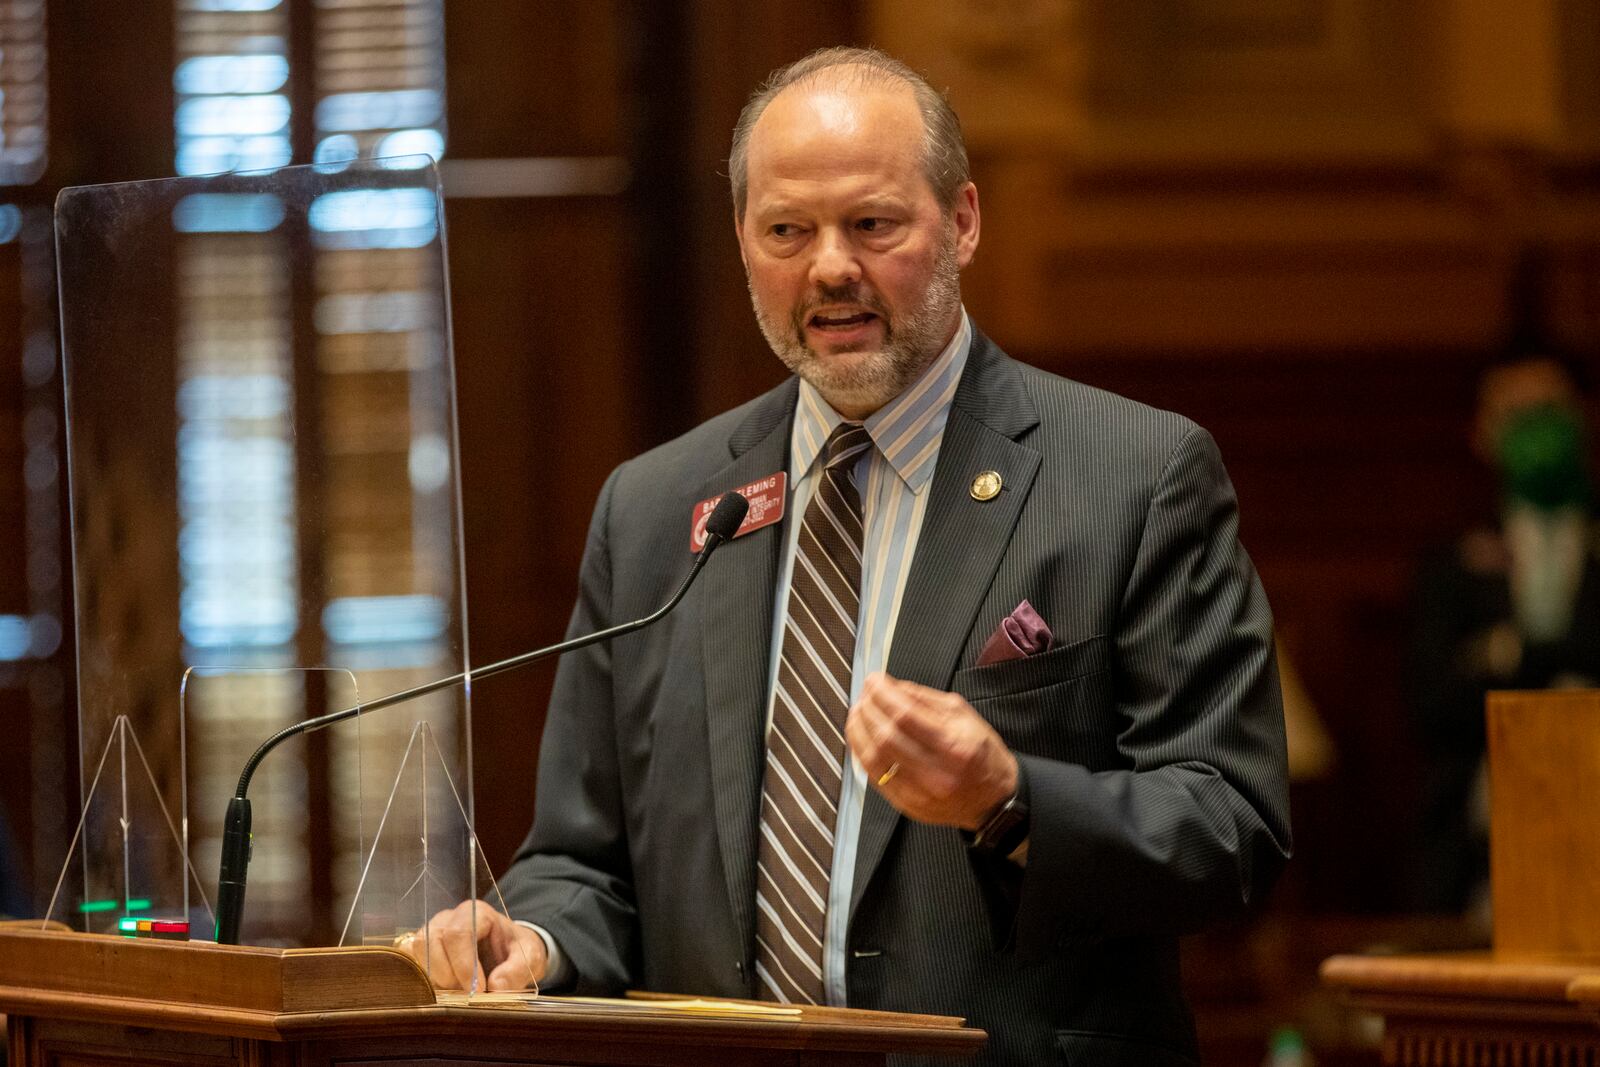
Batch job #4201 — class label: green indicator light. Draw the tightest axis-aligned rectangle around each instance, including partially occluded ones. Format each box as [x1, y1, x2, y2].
[81, 898, 155, 916]
[117, 918, 139, 931]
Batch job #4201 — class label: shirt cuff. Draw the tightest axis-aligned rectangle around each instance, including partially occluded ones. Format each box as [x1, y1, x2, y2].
[516, 920, 574, 988]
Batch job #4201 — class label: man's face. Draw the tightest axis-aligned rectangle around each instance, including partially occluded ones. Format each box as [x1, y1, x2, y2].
[736, 78, 980, 419]
[1474, 357, 1583, 464]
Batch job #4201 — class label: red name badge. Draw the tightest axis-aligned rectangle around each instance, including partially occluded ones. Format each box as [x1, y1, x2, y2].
[690, 473, 787, 552]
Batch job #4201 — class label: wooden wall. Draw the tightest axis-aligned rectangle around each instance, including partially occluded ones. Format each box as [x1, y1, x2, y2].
[440, 1, 641, 873]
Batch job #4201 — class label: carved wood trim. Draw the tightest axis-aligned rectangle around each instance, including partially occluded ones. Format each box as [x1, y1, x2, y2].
[1384, 1022, 1600, 1067]
[0, 929, 435, 1017]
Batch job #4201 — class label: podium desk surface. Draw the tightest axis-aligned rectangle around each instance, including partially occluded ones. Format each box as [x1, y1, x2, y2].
[0, 926, 984, 1065]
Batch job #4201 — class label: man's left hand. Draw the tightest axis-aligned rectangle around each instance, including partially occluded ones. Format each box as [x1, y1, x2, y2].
[845, 671, 1018, 830]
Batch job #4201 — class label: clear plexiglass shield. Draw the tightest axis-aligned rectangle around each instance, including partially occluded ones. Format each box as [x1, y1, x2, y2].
[51, 158, 516, 985]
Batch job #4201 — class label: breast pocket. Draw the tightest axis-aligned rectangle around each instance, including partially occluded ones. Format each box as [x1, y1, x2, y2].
[950, 635, 1120, 769]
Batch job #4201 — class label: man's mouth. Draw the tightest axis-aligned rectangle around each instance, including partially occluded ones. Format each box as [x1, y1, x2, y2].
[808, 309, 879, 331]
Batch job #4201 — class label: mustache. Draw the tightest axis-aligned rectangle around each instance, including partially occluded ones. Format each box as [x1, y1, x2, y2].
[790, 284, 890, 330]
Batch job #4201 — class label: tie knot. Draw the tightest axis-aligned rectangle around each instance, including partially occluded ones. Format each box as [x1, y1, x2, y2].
[823, 423, 872, 472]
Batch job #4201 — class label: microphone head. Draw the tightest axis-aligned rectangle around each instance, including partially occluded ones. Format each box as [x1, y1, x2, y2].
[703, 491, 750, 548]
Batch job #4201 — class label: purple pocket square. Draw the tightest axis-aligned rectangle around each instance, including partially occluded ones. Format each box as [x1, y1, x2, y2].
[977, 599, 1055, 666]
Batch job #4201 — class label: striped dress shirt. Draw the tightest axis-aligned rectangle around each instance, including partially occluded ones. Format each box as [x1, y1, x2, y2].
[766, 311, 972, 1005]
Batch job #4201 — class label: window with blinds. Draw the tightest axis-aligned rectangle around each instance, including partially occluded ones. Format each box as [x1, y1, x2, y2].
[313, 0, 445, 166]
[173, 0, 449, 941]
[0, 0, 46, 187]
[173, 0, 306, 940]
[309, 0, 451, 927]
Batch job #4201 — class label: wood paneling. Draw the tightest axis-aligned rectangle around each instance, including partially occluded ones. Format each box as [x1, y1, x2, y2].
[442, 2, 645, 872]
[1488, 691, 1600, 956]
[447, 192, 643, 870]
[443, 1, 622, 159]
[44, 0, 174, 188]
[969, 162, 1509, 355]
[875, 0, 1430, 162]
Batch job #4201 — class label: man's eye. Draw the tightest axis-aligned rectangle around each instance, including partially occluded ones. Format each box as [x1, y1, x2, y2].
[858, 218, 891, 233]
[770, 223, 799, 238]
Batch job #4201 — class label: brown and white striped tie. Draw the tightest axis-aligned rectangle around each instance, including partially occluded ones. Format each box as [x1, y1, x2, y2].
[754, 421, 873, 1004]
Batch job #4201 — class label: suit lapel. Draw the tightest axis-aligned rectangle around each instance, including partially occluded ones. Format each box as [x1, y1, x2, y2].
[700, 379, 797, 965]
[851, 335, 1041, 919]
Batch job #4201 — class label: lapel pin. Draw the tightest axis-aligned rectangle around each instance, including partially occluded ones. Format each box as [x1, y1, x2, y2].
[970, 470, 1002, 501]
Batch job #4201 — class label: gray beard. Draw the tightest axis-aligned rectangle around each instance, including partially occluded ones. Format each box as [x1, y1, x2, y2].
[749, 233, 962, 416]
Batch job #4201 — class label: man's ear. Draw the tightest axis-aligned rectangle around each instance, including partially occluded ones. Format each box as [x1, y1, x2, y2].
[734, 209, 749, 272]
[953, 182, 981, 269]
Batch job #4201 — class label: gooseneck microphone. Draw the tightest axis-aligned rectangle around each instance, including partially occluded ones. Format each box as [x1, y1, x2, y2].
[213, 490, 750, 945]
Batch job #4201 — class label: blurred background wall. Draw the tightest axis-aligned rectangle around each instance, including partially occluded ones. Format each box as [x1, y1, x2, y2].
[1, 1, 1598, 1063]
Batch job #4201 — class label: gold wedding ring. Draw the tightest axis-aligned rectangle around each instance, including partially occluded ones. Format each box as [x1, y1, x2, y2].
[876, 762, 901, 787]
[392, 931, 417, 951]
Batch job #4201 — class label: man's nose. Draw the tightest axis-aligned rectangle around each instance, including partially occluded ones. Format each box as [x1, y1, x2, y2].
[808, 228, 861, 289]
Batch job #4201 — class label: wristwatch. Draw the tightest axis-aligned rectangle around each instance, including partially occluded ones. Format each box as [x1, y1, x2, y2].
[966, 763, 1030, 857]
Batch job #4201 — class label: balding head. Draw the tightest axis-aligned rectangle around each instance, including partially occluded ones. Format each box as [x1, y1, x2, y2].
[728, 47, 970, 221]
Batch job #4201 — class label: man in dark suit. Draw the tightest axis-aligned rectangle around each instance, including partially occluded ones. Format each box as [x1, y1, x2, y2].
[1409, 353, 1600, 915]
[408, 46, 1289, 1065]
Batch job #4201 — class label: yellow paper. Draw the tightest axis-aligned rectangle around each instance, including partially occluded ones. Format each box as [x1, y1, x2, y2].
[436, 991, 801, 1017]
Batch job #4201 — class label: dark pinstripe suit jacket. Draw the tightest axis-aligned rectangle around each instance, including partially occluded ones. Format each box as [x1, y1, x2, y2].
[499, 330, 1291, 1066]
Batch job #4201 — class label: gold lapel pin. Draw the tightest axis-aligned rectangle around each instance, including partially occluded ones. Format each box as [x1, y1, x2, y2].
[970, 470, 1002, 501]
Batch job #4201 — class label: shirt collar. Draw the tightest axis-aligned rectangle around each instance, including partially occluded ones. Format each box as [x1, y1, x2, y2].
[791, 309, 971, 493]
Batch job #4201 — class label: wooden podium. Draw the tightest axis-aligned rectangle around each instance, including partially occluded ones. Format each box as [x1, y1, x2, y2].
[0, 925, 984, 1067]
[1322, 691, 1600, 1065]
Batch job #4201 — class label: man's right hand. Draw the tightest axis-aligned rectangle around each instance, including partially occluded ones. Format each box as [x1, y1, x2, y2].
[395, 899, 547, 992]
